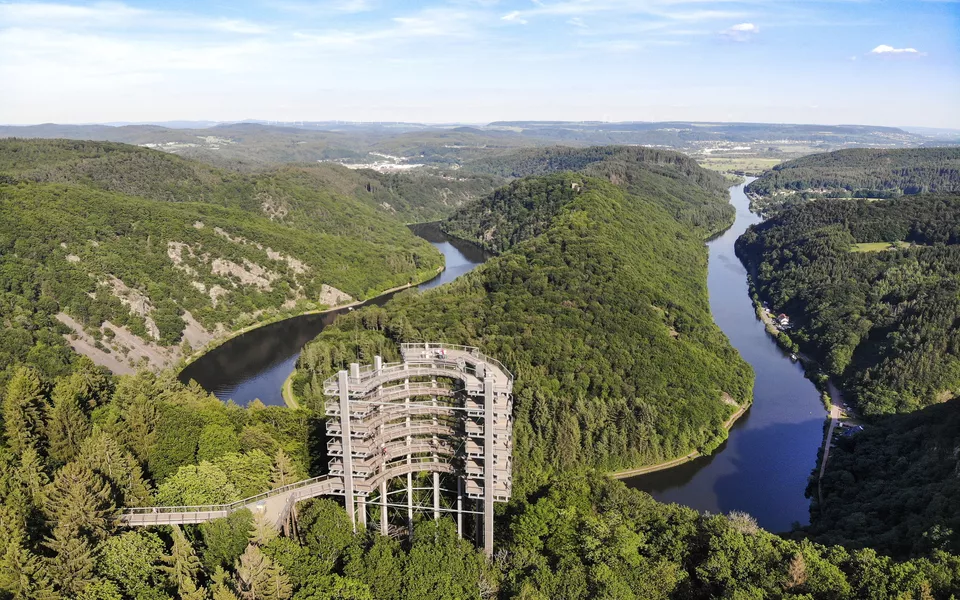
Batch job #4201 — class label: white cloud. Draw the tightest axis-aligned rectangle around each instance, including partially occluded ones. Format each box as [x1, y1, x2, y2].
[501, 11, 527, 25]
[273, 0, 377, 15]
[720, 22, 758, 41]
[567, 17, 587, 28]
[870, 44, 924, 55]
[295, 6, 480, 47]
[0, 2, 267, 35]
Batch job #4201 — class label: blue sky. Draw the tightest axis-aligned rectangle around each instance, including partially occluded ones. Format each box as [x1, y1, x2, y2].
[2, 0, 958, 127]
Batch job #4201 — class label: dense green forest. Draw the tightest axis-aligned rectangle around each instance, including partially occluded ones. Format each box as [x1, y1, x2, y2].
[1, 138, 959, 597]
[746, 148, 960, 207]
[295, 170, 753, 492]
[465, 145, 736, 236]
[0, 138, 497, 225]
[806, 398, 960, 559]
[736, 194, 960, 416]
[2, 363, 957, 599]
[0, 140, 442, 379]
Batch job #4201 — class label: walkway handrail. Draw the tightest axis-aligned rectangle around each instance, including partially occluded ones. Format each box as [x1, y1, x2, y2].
[320, 344, 514, 394]
[401, 342, 515, 381]
[121, 473, 335, 516]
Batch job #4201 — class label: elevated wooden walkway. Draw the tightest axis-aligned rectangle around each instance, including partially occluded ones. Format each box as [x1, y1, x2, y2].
[120, 343, 514, 555]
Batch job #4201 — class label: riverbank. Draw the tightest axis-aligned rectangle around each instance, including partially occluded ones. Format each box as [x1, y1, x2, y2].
[179, 266, 444, 371]
[281, 369, 300, 409]
[747, 281, 864, 501]
[612, 390, 750, 479]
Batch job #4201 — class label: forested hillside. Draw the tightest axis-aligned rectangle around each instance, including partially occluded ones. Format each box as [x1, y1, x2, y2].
[746, 147, 960, 207]
[807, 399, 960, 558]
[0, 138, 497, 225]
[736, 194, 960, 416]
[465, 145, 735, 236]
[0, 140, 442, 377]
[2, 364, 956, 598]
[1, 143, 958, 599]
[295, 172, 753, 492]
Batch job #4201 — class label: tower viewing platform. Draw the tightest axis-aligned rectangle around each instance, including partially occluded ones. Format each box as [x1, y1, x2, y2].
[119, 342, 514, 555]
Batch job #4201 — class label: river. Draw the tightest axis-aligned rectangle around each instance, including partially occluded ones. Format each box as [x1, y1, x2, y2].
[177, 223, 491, 406]
[181, 182, 826, 532]
[623, 178, 826, 533]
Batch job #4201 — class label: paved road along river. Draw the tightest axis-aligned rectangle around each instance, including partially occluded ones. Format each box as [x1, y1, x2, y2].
[624, 178, 827, 533]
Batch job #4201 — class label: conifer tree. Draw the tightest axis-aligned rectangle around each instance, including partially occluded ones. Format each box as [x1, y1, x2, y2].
[269, 448, 297, 489]
[45, 523, 96, 596]
[250, 513, 279, 547]
[79, 428, 151, 506]
[44, 460, 116, 541]
[211, 567, 241, 600]
[162, 525, 203, 597]
[17, 444, 49, 508]
[119, 394, 158, 464]
[0, 532, 58, 600]
[235, 544, 292, 600]
[70, 358, 113, 411]
[2, 367, 48, 455]
[46, 376, 92, 466]
[180, 577, 209, 600]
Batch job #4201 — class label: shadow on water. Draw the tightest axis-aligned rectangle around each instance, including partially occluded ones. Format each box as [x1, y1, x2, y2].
[624, 178, 827, 533]
[178, 223, 490, 407]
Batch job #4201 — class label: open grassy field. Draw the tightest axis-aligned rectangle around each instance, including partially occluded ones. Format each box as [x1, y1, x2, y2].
[696, 156, 783, 175]
[851, 241, 913, 252]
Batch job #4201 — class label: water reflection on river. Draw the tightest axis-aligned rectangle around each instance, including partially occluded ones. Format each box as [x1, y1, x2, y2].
[624, 179, 826, 533]
[178, 223, 490, 407]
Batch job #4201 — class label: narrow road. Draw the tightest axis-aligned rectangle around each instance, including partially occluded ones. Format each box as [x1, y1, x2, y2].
[817, 403, 842, 505]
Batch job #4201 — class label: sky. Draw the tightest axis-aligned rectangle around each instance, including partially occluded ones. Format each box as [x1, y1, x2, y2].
[1, 0, 959, 128]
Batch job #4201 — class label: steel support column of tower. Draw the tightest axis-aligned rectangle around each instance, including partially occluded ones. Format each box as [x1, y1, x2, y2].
[483, 377, 495, 556]
[406, 472, 413, 539]
[456, 478, 463, 538]
[406, 390, 413, 539]
[358, 496, 367, 528]
[380, 481, 388, 536]
[433, 389, 440, 521]
[339, 370, 356, 531]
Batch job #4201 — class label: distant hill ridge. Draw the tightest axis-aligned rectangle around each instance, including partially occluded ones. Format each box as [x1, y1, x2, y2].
[464, 145, 734, 236]
[746, 147, 960, 203]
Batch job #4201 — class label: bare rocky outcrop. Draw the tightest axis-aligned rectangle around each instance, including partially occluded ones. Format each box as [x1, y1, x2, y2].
[213, 227, 308, 276]
[56, 310, 223, 375]
[211, 258, 278, 290]
[266, 247, 308, 274]
[56, 313, 173, 374]
[319, 284, 352, 306]
[209, 285, 229, 306]
[258, 191, 290, 220]
[103, 276, 160, 340]
[722, 392, 739, 407]
[167, 241, 201, 277]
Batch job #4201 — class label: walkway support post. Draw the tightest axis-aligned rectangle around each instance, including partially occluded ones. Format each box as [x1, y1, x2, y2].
[456, 478, 463, 538]
[380, 481, 388, 536]
[407, 472, 414, 541]
[483, 377, 495, 557]
[339, 369, 356, 531]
